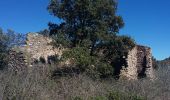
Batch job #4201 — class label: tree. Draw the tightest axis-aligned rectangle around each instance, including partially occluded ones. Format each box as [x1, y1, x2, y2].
[48, 0, 124, 47]
[0, 28, 25, 70]
[0, 28, 8, 69]
[5, 29, 26, 47]
[48, 0, 135, 78]
[38, 29, 50, 36]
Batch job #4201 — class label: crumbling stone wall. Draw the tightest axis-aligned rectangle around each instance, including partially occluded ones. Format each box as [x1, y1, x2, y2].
[18, 33, 154, 79]
[8, 50, 27, 72]
[22, 33, 63, 63]
[121, 45, 154, 79]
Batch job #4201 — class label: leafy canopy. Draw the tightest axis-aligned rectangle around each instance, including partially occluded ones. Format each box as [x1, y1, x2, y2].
[48, 0, 135, 78]
[48, 0, 124, 47]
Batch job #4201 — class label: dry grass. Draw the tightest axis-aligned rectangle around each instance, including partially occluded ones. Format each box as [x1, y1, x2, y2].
[0, 63, 169, 100]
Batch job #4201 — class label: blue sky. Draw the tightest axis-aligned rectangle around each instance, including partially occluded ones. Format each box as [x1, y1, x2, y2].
[0, 0, 170, 60]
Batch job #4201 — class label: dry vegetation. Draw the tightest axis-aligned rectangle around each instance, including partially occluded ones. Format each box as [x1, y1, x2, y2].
[1, 0, 169, 99]
[0, 62, 169, 100]
[1, 28, 169, 100]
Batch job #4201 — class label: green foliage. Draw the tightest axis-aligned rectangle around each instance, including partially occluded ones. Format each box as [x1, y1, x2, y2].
[38, 29, 50, 37]
[51, 31, 72, 48]
[73, 91, 145, 100]
[0, 28, 8, 69]
[0, 52, 8, 70]
[85, 62, 114, 79]
[89, 96, 108, 100]
[62, 47, 115, 78]
[62, 47, 93, 67]
[48, 0, 136, 78]
[73, 96, 83, 100]
[3, 29, 25, 48]
[48, 0, 124, 47]
[0, 28, 24, 70]
[97, 35, 135, 62]
[107, 91, 145, 100]
[97, 63, 114, 78]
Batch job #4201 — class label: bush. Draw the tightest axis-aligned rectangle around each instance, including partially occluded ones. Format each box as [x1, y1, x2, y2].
[60, 47, 116, 79]
[0, 28, 25, 70]
[86, 62, 114, 79]
[89, 96, 107, 100]
[0, 29, 8, 69]
[62, 47, 93, 67]
[107, 91, 145, 100]
[73, 96, 83, 100]
[72, 91, 145, 100]
[0, 52, 8, 70]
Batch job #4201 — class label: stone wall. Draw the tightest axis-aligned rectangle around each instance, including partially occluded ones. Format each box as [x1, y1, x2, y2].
[18, 33, 154, 79]
[22, 33, 63, 63]
[8, 50, 27, 72]
[121, 45, 154, 79]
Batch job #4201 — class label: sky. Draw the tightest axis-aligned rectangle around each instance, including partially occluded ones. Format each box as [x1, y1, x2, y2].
[0, 0, 170, 60]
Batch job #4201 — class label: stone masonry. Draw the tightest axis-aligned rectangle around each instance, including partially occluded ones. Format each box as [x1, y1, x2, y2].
[121, 45, 154, 80]
[22, 33, 63, 63]
[18, 33, 154, 79]
[8, 50, 27, 72]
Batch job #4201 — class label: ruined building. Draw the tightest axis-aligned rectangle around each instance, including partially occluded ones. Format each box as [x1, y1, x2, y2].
[121, 45, 154, 79]
[18, 33, 154, 79]
[20, 33, 63, 64]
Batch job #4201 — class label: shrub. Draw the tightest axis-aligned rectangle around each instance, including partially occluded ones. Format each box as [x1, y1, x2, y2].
[72, 91, 145, 100]
[89, 96, 107, 100]
[0, 28, 25, 70]
[62, 47, 93, 68]
[86, 62, 114, 79]
[0, 29, 8, 69]
[73, 96, 83, 100]
[107, 91, 145, 100]
[60, 47, 116, 79]
[0, 51, 8, 70]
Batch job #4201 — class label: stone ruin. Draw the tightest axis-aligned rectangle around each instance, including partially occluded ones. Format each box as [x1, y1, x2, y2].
[121, 45, 154, 79]
[20, 33, 63, 64]
[11, 33, 154, 79]
[8, 50, 28, 72]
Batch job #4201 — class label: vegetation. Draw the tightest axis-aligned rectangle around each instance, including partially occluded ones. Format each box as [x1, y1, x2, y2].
[0, 28, 25, 70]
[73, 91, 145, 100]
[157, 57, 170, 67]
[1, 0, 169, 100]
[48, 0, 135, 78]
[0, 61, 170, 100]
[0, 29, 8, 69]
